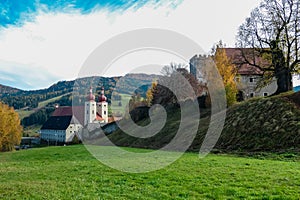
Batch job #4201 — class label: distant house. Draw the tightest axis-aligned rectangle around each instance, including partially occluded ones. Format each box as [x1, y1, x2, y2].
[190, 48, 278, 101]
[223, 48, 277, 100]
[40, 87, 109, 144]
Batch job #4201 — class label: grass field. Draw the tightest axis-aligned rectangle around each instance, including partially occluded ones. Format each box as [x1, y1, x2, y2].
[16, 93, 70, 120]
[0, 145, 299, 199]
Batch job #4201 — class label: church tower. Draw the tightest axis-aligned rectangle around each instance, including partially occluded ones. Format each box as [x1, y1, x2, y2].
[84, 87, 97, 126]
[97, 87, 108, 123]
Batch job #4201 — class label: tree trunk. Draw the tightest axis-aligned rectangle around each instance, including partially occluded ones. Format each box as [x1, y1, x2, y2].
[274, 68, 293, 94]
[271, 40, 293, 95]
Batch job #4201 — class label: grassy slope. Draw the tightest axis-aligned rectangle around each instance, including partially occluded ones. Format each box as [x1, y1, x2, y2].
[0, 145, 299, 199]
[16, 110, 35, 120]
[16, 93, 69, 120]
[105, 91, 300, 153]
[216, 91, 300, 152]
[37, 93, 70, 108]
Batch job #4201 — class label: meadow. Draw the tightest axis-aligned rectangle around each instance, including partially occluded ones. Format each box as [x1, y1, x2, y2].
[0, 145, 299, 199]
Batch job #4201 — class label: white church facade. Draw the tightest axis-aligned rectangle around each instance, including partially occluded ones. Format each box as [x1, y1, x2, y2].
[40, 87, 108, 143]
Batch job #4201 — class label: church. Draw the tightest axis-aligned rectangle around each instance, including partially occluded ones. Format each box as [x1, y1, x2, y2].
[40, 87, 108, 144]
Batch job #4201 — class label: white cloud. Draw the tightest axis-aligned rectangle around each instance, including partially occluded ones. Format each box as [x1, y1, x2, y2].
[0, 0, 261, 89]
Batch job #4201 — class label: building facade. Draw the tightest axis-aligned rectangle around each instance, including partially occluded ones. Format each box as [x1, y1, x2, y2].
[223, 48, 277, 100]
[40, 87, 109, 143]
[189, 48, 278, 101]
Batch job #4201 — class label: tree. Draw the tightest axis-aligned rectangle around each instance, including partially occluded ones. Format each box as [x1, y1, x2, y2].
[145, 81, 157, 106]
[128, 93, 147, 111]
[160, 62, 187, 76]
[211, 41, 238, 106]
[0, 102, 22, 152]
[153, 63, 206, 106]
[237, 0, 300, 94]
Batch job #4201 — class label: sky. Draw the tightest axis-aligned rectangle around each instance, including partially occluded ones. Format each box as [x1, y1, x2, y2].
[0, 0, 299, 90]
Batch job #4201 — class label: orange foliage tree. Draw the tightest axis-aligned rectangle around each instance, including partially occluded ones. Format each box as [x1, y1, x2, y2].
[0, 102, 22, 152]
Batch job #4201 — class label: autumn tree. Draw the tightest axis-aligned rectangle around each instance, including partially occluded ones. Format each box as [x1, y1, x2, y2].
[211, 41, 238, 106]
[145, 81, 157, 106]
[237, 0, 300, 94]
[0, 102, 22, 152]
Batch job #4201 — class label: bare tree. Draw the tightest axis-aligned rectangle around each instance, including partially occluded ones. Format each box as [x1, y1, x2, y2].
[160, 62, 187, 76]
[237, 0, 300, 94]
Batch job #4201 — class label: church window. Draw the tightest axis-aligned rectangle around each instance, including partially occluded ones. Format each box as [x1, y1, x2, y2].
[92, 110, 94, 114]
[250, 93, 254, 97]
[249, 77, 254, 83]
[104, 111, 106, 115]
[263, 92, 268, 97]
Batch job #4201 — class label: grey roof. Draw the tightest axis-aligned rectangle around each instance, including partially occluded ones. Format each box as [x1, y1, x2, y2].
[41, 116, 72, 130]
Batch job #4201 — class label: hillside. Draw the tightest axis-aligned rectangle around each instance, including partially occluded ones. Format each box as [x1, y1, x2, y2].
[0, 84, 22, 97]
[103, 91, 300, 153]
[0, 73, 157, 110]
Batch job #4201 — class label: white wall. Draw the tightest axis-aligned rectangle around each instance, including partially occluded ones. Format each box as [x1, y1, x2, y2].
[40, 129, 66, 143]
[236, 75, 277, 99]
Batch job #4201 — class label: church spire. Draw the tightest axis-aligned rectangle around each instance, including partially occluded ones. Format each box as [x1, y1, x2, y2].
[98, 86, 107, 102]
[86, 86, 95, 101]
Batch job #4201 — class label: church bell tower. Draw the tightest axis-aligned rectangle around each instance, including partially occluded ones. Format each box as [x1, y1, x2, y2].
[97, 87, 108, 123]
[84, 87, 97, 126]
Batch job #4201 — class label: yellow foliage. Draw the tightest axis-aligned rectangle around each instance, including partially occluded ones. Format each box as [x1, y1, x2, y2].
[0, 102, 22, 152]
[146, 81, 157, 106]
[212, 43, 238, 106]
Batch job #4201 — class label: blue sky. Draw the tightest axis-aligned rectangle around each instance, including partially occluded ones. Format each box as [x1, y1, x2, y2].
[0, 0, 173, 27]
[3, 0, 298, 90]
[0, 0, 181, 90]
[0, 0, 185, 90]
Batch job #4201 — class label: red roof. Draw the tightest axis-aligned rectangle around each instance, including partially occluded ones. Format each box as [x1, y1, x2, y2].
[52, 106, 107, 124]
[52, 106, 85, 125]
[52, 106, 73, 116]
[96, 113, 104, 121]
[222, 48, 270, 75]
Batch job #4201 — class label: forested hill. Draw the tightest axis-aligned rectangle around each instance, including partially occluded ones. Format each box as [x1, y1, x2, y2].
[0, 80, 75, 109]
[0, 73, 158, 110]
[0, 84, 23, 96]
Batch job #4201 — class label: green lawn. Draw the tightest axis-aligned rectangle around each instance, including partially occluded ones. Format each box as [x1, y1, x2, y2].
[0, 145, 299, 199]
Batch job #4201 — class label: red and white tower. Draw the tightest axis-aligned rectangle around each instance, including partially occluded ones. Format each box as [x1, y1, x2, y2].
[97, 87, 108, 123]
[84, 87, 97, 125]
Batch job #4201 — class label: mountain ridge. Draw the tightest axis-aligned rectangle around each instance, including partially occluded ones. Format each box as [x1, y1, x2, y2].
[0, 73, 159, 110]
